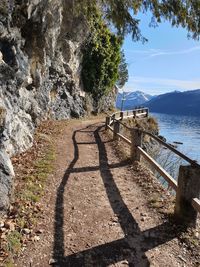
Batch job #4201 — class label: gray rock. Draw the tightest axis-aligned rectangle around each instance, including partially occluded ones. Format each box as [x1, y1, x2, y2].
[0, 150, 14, 213]
[0, 0, 117, 212]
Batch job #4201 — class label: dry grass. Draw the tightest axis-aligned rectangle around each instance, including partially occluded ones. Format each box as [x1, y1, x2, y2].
[0, 120, 66, 266]
[105, 117, 200, 262]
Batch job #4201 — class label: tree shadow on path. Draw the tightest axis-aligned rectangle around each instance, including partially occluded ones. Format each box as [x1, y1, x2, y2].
[53, 124, 183, 267]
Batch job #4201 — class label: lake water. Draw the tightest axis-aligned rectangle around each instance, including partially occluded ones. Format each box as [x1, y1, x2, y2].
[151, 112, 200, 164]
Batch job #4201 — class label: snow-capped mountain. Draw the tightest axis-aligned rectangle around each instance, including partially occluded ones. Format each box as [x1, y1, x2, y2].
[116, 91, 153, 110]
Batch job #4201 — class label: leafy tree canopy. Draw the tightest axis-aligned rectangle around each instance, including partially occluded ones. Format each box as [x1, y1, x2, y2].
[75, 0, 200, 41]
[77, 0, 200, 99]
[81, 11, 122, 99]
[116, 50, 129, 89]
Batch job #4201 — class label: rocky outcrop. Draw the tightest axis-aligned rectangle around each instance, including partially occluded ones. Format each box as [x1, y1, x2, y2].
[0, 0, 87, 154]
[0, 0, 117, 213]
[0, 150, 14, 211]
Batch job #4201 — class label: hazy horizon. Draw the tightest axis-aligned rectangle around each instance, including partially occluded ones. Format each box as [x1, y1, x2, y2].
[118, 88, 200, 96]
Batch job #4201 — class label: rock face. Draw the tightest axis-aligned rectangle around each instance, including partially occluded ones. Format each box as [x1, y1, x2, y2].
[0, 0, 117, 213]
[0, 150, 14, 211]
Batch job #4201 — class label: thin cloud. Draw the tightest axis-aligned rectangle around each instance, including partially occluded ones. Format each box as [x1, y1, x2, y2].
[126, 46, 200, 59]
[150, 46, 200, 57]
[126, 48, 160, 54]
[124, 76, 200, 93]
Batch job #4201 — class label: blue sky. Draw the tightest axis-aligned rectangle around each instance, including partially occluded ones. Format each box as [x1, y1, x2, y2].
[122, 13, 200, 95]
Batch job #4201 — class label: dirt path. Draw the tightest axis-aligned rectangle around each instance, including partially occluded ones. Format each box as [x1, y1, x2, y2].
[16, 119, 195, 267]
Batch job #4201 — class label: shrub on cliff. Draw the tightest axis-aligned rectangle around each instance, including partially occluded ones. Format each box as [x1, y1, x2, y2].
[81, 13, 122, 99]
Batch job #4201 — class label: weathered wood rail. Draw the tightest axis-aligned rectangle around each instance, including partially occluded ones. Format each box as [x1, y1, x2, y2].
[106, 108, 200, 227]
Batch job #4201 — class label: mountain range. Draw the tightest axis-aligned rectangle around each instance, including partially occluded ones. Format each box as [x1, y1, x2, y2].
[116, 91, 153, 110]
[116, 89, 200, 116]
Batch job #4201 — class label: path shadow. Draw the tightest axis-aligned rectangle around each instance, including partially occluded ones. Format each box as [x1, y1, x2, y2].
[53, 124, 183, 266]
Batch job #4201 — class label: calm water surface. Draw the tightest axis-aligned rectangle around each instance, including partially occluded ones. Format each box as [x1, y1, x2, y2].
[151, 112, 200, 163]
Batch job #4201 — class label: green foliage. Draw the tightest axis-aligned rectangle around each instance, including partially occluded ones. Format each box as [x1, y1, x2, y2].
[7, 231, 22, 255]
[116, 50, 129, 89]
[0, 1, 8, 15]
[78, 0, 200, 98]
[81, 13, 122, 99]
[4, 261, 15, 267]
[74, 0, 200, 41]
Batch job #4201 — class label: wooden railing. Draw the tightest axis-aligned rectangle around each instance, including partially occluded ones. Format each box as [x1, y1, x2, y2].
[107, 108, 149, 125]
[106, 108, 200, 227]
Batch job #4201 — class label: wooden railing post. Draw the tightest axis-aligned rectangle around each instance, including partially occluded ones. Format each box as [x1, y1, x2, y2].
[113, 120, 120, 140]
[146, 108, 149, 117]
[130, 129, 142, 161]
[120, 111, 124, 120]
[175, 165, 200, 227]
[105, 116, 110, 130]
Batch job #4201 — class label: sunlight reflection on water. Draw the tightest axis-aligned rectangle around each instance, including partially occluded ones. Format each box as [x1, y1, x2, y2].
[151, 112, 200, 163]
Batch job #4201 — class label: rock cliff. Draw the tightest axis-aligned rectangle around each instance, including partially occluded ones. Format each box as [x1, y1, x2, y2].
[0, 0, 117, 213]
